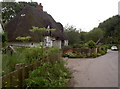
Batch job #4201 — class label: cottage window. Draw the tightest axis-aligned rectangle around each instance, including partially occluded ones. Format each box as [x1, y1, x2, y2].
[21, 14, 26, 17]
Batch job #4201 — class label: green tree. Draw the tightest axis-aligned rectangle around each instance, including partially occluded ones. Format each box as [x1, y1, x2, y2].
[29, 26, 56, 42]
[79, 31, 87, 43]
[16, 36, 31, 42]
[64, 25, 80, 46]
[86, 28, 104, 42]
[2, 2, 38, 26]
[98, 15, 120, 44]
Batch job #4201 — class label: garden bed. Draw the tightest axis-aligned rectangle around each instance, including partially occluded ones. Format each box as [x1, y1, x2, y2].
[62, 44, 108, 58]
[2, 46, 71, 87]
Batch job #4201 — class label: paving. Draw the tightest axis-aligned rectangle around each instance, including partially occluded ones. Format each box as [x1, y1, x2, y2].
[65, 50, 118, 87]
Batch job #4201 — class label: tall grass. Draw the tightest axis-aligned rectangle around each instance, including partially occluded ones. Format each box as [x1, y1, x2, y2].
[2, 46, 62, 76]
[2, 46, 45, 75]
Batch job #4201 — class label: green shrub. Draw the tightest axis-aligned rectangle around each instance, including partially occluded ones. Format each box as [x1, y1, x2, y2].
[98, 45, 108, 55]
[72, 43, 89, 49]
[75, 53, 84, 58]
[2, 46, 55, 75]
[46, 47, 61, 63]
[23, 46, 45, 64]
[87, 40, 96, 49]
[106, 44, 115, 49]
[100, 45, 108, 51]
[97, 53, 102, 56]
[62, 46, 73, 50]
[72, 44, 81, 48]
[24, 59, 71, 87]
[99, 50, 106, 55]
[90, 53, 98, 58]
[65, 52, 76, 58]
[64, 51, 84, 58]
[80, 44, 89, 49]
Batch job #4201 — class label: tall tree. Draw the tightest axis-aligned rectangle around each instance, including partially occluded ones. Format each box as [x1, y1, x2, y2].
[79, 31, 87, 43]
[98, 15, 120, 44]
[86, 28, 104, 42]
[2, 2, 38, 26]
[64, 25, 80, 45]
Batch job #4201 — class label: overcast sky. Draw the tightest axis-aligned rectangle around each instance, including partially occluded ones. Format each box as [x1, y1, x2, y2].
[3, 0, 120, 32]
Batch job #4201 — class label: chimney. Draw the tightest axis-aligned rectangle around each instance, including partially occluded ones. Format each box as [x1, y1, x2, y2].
[36, 3, 43, 11]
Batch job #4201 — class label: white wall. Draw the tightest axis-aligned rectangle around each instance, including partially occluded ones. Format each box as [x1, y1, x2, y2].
[64, 40, 68, 46]
[44, 36, 53, 47]
[8, 37, 67, 49]
[44, 36, 62, 48]
[8, 42, 41, 47]
[52, 40, 61, 49]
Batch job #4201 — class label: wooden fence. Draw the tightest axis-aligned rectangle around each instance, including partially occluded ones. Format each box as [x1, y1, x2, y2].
[1, 51, 61, 88]
[1, 60, 43, 87]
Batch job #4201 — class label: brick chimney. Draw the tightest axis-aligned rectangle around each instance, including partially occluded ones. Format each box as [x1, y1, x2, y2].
[36, 3, 43, 11]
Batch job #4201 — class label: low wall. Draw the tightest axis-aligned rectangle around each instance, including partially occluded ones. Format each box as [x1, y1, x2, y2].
[63, 48, 98, 56]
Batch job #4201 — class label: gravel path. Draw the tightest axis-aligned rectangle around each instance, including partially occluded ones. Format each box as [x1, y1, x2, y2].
[65, 50, 118, 87]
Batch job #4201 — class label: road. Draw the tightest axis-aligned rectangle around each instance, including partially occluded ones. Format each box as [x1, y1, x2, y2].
[65, 50, 118, 87]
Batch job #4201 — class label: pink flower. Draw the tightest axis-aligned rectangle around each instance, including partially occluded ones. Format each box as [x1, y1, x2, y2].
[66, 49, 73, 53]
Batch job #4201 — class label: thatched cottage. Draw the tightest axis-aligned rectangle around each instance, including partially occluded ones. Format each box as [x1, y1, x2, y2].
[4, 3, 68, 48]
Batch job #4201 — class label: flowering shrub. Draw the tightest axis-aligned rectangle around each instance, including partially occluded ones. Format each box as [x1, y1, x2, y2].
[62, 43, 107, 58]
[65, 52, 75, 57]
[66, 49, 73, 53]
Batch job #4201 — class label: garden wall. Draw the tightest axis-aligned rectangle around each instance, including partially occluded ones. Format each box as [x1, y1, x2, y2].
[74, 48, 97, 56]
[63, 48, 98, 57]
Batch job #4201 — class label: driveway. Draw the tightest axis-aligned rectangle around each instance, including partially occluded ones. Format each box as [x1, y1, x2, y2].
[65, 50, 118, 87]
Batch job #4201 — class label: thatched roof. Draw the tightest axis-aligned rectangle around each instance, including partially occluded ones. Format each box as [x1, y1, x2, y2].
[4, 4, 68, 42]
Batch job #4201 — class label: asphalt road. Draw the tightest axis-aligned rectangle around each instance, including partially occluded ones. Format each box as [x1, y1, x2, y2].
[65, 50, 118, 87]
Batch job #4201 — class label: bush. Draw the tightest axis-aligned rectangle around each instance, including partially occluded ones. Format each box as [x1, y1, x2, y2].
[72, 44, 81, 48]
[65, 52, 76, 58]
[23, 46, 45, 64]
[80, 43, 89, 49]
[2, 46, 60, 75]
[62, 46, 73, 51]
[24, 59, 71, 87]
[90, 53, 98, 58]
[97, 53, 102, 56]
[46, 47, 61, 63]
[87, 40, 96, 49]
[99, 50, 106, 55]
[98, 45, 108, 55]
[106, 44, 115, 49]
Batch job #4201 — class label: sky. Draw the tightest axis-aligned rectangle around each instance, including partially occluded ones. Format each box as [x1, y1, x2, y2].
[1, 0, 120, 32]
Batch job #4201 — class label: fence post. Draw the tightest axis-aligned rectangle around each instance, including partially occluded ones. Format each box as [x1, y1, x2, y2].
[2, 74, 11, 87]
[2, 60, 42, 87]
[9, 73, 13, 87]
[17, 68, 23, 87]
[24, 66, 29, 79]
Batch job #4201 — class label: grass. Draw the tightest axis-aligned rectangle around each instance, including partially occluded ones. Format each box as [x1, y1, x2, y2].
[2, 48, 26, 75]
[2, 46, 45, 75]
[2, 46, 72, 87]
[2, 46, 62, 76]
